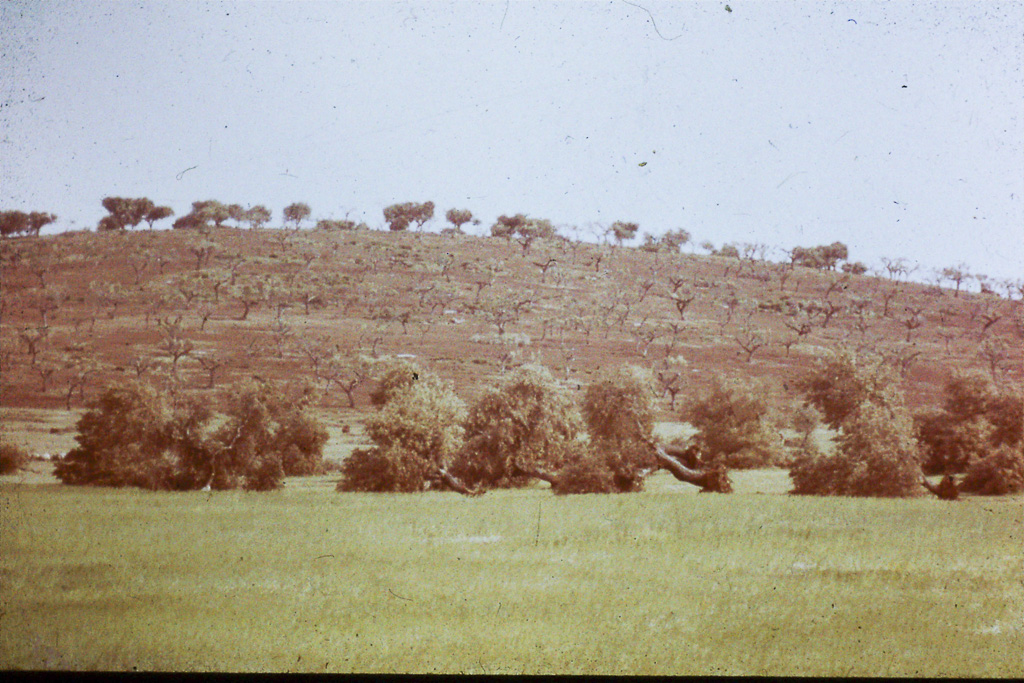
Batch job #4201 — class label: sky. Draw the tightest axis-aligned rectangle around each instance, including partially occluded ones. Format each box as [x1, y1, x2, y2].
[2, 0, 1022, 281]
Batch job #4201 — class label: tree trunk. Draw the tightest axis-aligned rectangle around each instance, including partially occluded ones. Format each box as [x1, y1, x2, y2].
[652, 445, 732, 493]
[920, 473, 959, 500]
[661, 443, 703, 469]
[511, 463, 560, 487]
[436, 468, 484, 497]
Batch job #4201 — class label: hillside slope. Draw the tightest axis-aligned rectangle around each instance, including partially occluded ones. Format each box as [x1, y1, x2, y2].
[1, 227, 1021, 419]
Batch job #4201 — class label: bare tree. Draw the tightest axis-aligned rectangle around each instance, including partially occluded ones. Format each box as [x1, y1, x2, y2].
[156, 316, 194, 379]
[901, 306, 925, 342]
[977, 338, 1010, 381]
[733, 323, 769, 363]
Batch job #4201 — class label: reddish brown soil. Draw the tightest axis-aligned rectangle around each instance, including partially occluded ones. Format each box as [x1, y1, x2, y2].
[1, 227, 1020, 419]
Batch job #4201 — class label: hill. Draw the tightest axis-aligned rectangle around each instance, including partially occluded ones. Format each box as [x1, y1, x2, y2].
[1, 226, 1021, 423]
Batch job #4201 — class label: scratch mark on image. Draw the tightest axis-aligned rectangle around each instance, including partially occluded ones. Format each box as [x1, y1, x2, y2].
[175, 166, 197, 180]
[620, 0, 683, 41]
[534, 500, 542, 546]
[389, 588, 413, 602]
[776, 171, 806, 189]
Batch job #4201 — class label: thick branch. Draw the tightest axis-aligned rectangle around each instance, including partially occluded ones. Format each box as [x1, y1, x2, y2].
[634, 419, 732, 493]
[436, 468, 485, 497]
[511, 462, 560, 486]
[652, 445, 732, 493]
[919, 472, 959, 500]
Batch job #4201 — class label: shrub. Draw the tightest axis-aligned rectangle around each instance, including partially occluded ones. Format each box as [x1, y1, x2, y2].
[338, 448, 401, 492]
[55, 378, 326, 491]
[580, 366, 658, 490]
[796, 352, 901, 429]
[914, 409, 992, 475]
[215, 381, 329, 488]
[0, 440, 29, 474]
[914, 372, 1023, 475]
[790, 403, 922, 497]
[588, 438, 650, 492]
[959, 444, 1024, 495]
[452, 364, 583, 489]
[582, 365, 655, 444]
[552, 455, 618, 495]
[369, 357, 423, 407]
[54, 381, 189, 489]
[683, 376, 782, 468]
[340, 373, 466, 492]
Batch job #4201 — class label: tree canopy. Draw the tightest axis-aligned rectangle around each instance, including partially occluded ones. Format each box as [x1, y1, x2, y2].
[54, 378, 327, 491]
[384, 201, 435, 231]
[1, 210, 57, 238]
[453, 364, 583, 489]
[99, 197, 162, 231]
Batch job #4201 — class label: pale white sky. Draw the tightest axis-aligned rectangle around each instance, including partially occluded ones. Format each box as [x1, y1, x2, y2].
[2, 1, 1022, 280]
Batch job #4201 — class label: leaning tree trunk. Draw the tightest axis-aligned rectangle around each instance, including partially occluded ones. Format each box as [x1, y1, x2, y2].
[919, 472, 960, 500]
[652, 445, 733, 493]
[511, 462, 560, 487]
[436, 468, 485, 497]
[633, 420, 733, 493]
[660, 443, 703, 469]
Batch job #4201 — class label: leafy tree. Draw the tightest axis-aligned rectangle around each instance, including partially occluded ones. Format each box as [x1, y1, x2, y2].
[514, 218, 555, 255]
[283, 202, 312, 230]
[489, 214, 555, 254]
[661, 228, 691, 252]
[54, 378, 326, 491]
[452, 365, 584, 489]
[960, 444, 1024, 495]
[383, 201, 434, 232]
[915, 372, 1023, 475]
[25, 211, 57, 236]
[143, 205, 174, 230]
[790, 353, 924, 497]
[55, 380, 202, 489]
[842, 261, 868, 275]
[339, 373, 468, 493]
[172, 200, 229, 231]
[213, 380, 328, 487]
[490, 213, 525, 240]
[369, 357, 423, 407]
[796, 351, 901, 429]
[790, 242, 849, 270]
[576, 365, 658, 492]
[244, 205, 272, 230]
[99, 197, 153, 231]
[820, 241, 848, 270]
[445, 208, 474, 233]
[225, 204, 245, 225]
[790, 402, 922, 497]
[682, 376, 781, 468]
[607, 221, 639, 247]
[1, 210, 31, 238]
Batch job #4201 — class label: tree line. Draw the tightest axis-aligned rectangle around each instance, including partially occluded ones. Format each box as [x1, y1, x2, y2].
[6, 193, 1019, 300]
[44, 352, 1022, 499]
